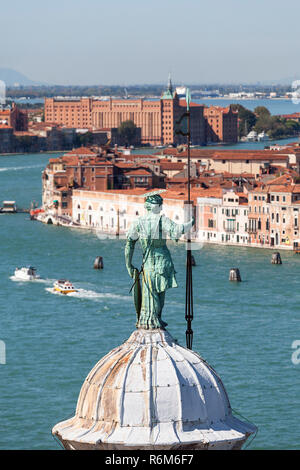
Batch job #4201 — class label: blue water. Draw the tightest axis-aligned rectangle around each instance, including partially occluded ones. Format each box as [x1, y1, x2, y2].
[0, 153, 300, 450]
[196, 98, 300, 116]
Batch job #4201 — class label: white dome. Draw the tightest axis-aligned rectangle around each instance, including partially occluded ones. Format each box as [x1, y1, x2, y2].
[52, 329, 256, 450]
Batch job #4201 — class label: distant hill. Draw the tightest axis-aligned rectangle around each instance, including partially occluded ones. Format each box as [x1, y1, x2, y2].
[0, 68, 46, 87]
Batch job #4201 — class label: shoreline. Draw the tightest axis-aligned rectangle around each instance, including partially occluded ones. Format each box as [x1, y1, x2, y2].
[35, 214, 296, 251]
[1, 134, 299, 157]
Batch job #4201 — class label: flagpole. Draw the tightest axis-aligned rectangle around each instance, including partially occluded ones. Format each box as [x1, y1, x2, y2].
[185, 89, 194, 350]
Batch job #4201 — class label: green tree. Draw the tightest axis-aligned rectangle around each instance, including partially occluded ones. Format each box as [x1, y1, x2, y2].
[285, 119, 300, 133]
[118, 120, 137, 145]
[230, 104, 257, 138]
[74, 132, 94, 147]
[254, 106, 271, 118]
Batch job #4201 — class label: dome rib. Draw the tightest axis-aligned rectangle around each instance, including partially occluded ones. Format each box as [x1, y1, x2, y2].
[118, 343, 143, 426]
[163, 343, 209, 426]
[93, 346, 134, 423]
[75, 345, 126, 417]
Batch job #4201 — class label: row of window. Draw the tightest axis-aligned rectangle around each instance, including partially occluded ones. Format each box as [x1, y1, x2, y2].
[222, 208, 247, 216]
[253, 194, 289, 203]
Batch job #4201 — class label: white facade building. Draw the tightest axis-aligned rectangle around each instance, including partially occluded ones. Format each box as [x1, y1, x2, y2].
[196, 191, 249, 246]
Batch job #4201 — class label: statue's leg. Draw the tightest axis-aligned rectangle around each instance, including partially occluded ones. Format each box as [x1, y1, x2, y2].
[137, 271, 167, 329]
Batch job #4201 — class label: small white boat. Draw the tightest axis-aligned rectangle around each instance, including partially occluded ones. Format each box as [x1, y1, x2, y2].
[257, 131, 269, 142]
[53, 279, 78, 295]
[246, 130, 258, 142]
[14, 266, 40, 281]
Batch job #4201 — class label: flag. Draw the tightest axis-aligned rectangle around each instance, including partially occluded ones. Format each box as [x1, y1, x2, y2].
[186, 88, 191, 111]
[175, 88, 191, 136]
[174, 112, 188, 136]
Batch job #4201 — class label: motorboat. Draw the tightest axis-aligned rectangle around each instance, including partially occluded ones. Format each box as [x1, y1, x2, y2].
[53, 279, 78, 295]
[14, 266, 40, 281]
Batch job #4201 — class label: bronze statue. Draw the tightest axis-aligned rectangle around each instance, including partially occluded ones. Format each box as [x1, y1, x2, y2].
[125, 192, 194, 329]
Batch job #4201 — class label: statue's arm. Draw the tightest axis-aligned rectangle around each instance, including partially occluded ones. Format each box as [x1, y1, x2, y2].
[125, 220, 139, 278]
[182, 216, 195, 234]
[163, 215, 195, 241]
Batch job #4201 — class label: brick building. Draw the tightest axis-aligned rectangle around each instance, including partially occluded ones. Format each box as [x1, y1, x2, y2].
[204, 105, 238, 143]
[44, 79, 206, 146]
[157, 146, 300, 176]
[41, 147, 166, 218]
[0, 103, 28, 131]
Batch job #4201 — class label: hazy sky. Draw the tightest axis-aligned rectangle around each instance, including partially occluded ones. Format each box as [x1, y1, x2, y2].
[2, 0, 300, 85]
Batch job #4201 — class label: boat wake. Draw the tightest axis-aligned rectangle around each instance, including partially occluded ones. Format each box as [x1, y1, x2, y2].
[0, 164, 44, 173]
[10, 276, 55, 284]
[45, 287, 131, 301]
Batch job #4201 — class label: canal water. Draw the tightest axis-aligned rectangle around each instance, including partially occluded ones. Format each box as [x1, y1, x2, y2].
[0, 153, 300, 450]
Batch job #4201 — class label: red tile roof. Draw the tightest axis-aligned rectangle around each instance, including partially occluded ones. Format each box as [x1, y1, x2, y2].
[178, 99, 204, 108]
[125, 168, 152, 176]
[64, 147, 97, 157]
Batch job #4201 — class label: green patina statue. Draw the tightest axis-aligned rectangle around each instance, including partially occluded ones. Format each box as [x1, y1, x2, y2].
[125, 192, 194, 329]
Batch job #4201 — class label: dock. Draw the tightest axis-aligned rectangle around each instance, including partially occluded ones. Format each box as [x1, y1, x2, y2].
[0, 201, 31, 214]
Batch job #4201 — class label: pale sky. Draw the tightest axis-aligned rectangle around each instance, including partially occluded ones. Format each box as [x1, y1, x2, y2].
[1, 0, 300, 85]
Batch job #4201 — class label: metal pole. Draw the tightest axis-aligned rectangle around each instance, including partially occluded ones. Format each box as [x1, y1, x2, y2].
[185, 107, 194, 350]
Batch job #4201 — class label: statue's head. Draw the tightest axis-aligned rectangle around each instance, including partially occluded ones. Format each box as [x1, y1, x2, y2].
[144, 194, 163, 214]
